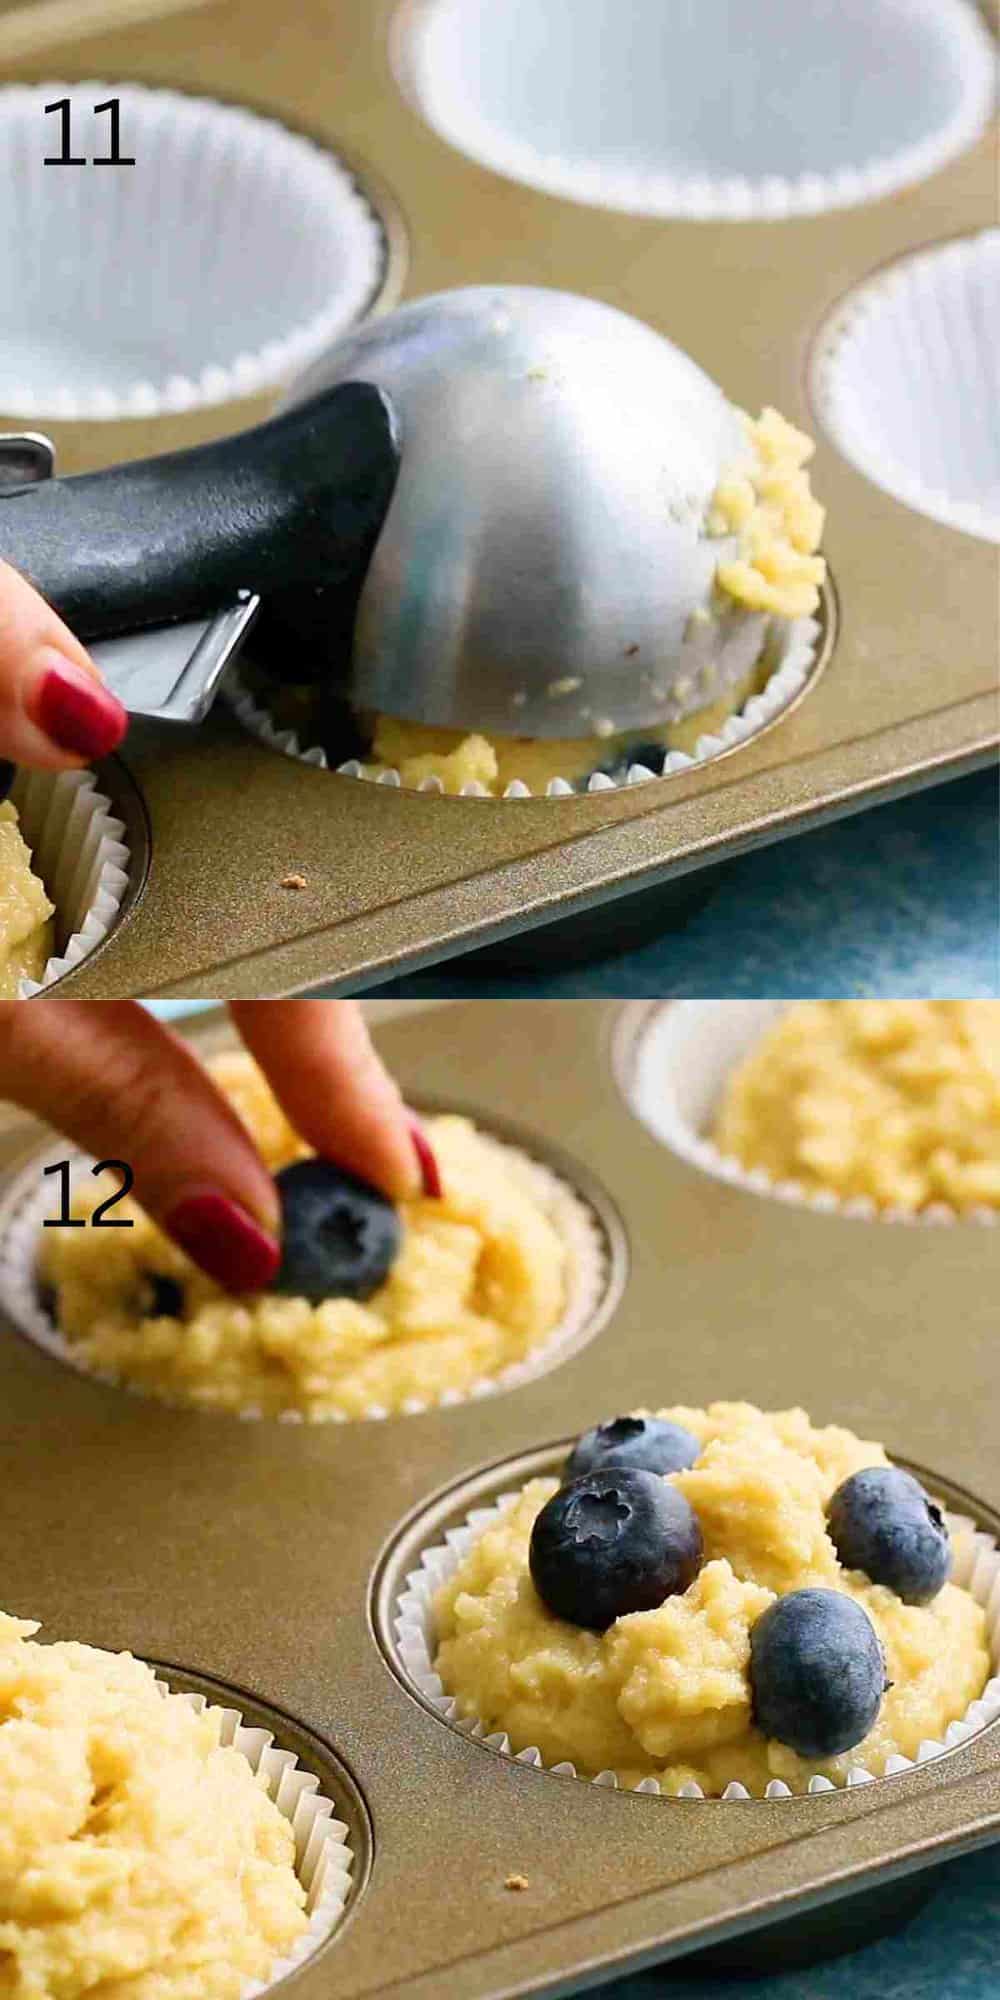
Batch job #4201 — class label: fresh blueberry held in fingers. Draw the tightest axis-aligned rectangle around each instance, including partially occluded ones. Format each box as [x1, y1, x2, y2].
[272, 1159, 401, 1304]
[529, 1468, 703, 1631]
[565, 1415, 701, 1482]
[750, 1588, 887, 1758]
[827, 1466, 951, 1605]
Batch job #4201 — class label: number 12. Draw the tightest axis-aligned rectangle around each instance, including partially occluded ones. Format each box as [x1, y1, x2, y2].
[42, 1159, 136, 1227]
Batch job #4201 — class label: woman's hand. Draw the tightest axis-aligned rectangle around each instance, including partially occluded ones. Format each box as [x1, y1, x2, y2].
[0, 559, 127, 772]
[0, 1000, 435, 1290]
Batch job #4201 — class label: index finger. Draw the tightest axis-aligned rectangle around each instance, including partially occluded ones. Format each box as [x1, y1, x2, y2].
[229, 1001, 425, 1202]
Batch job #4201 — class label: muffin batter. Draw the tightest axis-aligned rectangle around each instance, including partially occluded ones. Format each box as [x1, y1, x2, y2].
[0, 801, 53, 998]
[433, 1403, 990, 1793]
[709, 407, 826, 620]
[39, 1055, 570, 1418]
[715, 1000, 1000, 1210]
[0, 1611, 306, 2000]
[360, 659, 767, 795]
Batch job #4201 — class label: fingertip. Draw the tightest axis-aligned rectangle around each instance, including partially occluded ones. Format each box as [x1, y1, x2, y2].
[32, 653, 128, 761]
[164, 1189, 281, 1294]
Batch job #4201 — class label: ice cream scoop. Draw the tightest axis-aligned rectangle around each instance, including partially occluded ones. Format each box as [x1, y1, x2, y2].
[0, 288, 780, 737]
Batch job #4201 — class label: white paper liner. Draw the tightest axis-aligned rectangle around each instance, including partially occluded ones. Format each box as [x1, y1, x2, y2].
[9, 766, 130, 996]
[157, 1679, 353, 1989]
[393, 1486, 1000, 1799]
[619, 1000, 1000, 1228]
[0, 1126, 609, 1419]
[0, 82, 387, 419]
[811, 229, 1000, 543]
[223, 614, 820, 797]
[395, 0, 996, 221]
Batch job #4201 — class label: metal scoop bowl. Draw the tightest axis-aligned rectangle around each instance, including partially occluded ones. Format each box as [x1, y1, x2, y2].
[0, 287, 766, 741]
[277, 285, 767, 739]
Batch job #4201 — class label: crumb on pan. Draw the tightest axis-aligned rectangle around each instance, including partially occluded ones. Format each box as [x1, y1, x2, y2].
[280, 872, 308, 890]
[504, 1873, 530, 1892]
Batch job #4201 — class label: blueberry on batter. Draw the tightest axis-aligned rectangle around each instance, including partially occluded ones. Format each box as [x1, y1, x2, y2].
[565, 1415, 701, 1482]
[529, 1467, 703, 1631]
[827, 1467, 951, 1606]
[750, 1588, 886, 1758]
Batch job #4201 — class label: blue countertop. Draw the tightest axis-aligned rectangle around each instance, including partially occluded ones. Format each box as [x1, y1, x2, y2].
[365, 767, 999, 1001]
[589, 1846, 999, 2000]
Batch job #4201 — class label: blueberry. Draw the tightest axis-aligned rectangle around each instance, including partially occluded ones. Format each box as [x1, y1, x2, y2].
[142, 1273, 186, 1319]
[272, 1159, 401, 1304]
[750, 1588, 886, 1758]
[529, 1467, 703, 1631]
[588, 740, 666, 783]
[564, 1415, 701, 1482]
[620, 741, 667, 775]
[827, 1467, 951, 1606]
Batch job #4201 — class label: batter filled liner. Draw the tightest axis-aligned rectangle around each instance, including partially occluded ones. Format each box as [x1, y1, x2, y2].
[0, 1618, 353, 2000]
[390, 1416, 1000, 1797]
[2, 1066, 611, 1420]
[619, 1000, 1000, 1226]
[5, 768, 130, 998]
[227, 612, 822, 797]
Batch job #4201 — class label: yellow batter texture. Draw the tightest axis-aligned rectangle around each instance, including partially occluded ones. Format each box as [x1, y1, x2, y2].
[0, 1611, 307, 2000]
[715, 1001, 1000, 1211]
[38, 1054, 570, 1419]
[354, 662, 764, 795]
[0, 801, 53, 998]
[709, 407, 826, 619]
[433, 1403, 990, 1794]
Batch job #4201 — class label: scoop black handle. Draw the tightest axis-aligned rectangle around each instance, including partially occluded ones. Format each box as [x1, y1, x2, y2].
[0, 382, 400, 643]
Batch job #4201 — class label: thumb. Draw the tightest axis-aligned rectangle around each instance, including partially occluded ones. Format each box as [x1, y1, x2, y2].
[0, 1001, 280, 1292]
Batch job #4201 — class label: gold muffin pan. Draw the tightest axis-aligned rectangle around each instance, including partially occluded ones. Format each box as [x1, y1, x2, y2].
[1, 0, 993, 994]
[1, 1000, 998, 1996]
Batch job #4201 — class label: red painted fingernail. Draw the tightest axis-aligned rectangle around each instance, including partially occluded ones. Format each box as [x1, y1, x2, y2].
[408, 1114, 442, 1198]
[165, 1191, 280, 1293]
[34, 652, 128, 760]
